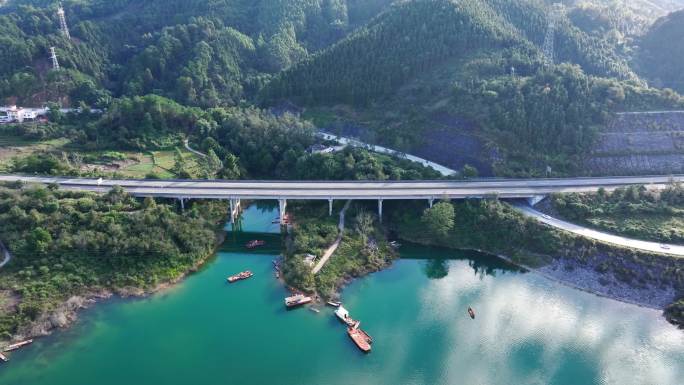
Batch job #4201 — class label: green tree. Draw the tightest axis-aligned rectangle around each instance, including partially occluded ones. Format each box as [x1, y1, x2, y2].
[29, 228, 52, 254]
[421, 202, 455, 238]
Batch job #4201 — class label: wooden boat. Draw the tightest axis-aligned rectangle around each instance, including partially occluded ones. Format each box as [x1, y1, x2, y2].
[335, 306, 357, 326]
[347, 326, 371, 353]
[468, 307, 475, 319]
[3, 339, 33, 352]
[245, 240, 266, 249]
[227, 271, 253, 283]
[284, 294, 313, 308]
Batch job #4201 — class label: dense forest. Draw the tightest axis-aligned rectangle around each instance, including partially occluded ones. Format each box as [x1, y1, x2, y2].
[1, 0, 683, 178]
[0, 0, 394, 106]
[0, 182, 227, 339]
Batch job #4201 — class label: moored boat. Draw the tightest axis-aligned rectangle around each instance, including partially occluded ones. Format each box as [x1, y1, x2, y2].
[0, 352, 7, 362]
[227, 271, 253, 283]
[3, 339, 33, 352]
[326, 301, 341, 307]
[347, 326, 371, 353]
[468, 307, 475, 319]
[335, 306, 357, 326]
[246, 240, 266, 249]
[285, 294, 313, 308]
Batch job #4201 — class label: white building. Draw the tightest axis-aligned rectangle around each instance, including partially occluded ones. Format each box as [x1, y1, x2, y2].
[0, 106, 46, 123]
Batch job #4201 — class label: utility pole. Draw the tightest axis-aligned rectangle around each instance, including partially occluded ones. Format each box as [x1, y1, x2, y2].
[543, 3, 564, 67]
[49, 47, 60, 69]
[57, 3, 71, 40]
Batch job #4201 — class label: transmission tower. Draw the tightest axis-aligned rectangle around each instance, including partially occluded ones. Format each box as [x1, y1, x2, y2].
[57, 3, 71, 40]
[542, 3, 564, 67]
[50, 47, 60, 69]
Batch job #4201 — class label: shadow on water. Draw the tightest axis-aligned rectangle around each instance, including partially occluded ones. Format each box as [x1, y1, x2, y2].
[396, 242, 527, 280]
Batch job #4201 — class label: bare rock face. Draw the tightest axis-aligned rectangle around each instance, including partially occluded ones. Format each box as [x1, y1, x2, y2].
[18, 296, 92, 338]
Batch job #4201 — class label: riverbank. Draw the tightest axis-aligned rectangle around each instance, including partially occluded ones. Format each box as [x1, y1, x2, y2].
[281, 201, 396, 300]
[0, 183, 230, 347]
[388, 199, 684, 327]
[4, 226, 229, 349]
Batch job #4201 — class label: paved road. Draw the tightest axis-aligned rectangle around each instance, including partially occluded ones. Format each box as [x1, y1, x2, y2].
[319, 132, 458, 176]
[0, 240, 10, 268]
[513, 204, 684, 257]
[312, 201, 351, 274]
[1, 175, 682, 201]
[183, 139, 207, 158]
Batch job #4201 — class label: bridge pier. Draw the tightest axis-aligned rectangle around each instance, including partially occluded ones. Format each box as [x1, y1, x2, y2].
[279, 199, 287, 225]
[527, 195, 546, 206]
[378, 199, 383, 223]
[428, 197, 434, 208]
[179, 197, 185, 211]
[229, 198, 241, 224]
[328, 198, 334, 216]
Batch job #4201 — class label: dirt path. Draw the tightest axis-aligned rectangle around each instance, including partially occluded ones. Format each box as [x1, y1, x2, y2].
[312, 200, 351, 274]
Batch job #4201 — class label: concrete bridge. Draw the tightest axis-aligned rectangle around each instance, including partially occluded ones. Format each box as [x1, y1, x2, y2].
[2, 174, 682, 224]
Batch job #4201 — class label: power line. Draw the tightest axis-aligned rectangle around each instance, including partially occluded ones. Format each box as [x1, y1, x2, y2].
[50, 47, 60, 69]
[543, 3, 565, 67]
[57, 3, 71, 40]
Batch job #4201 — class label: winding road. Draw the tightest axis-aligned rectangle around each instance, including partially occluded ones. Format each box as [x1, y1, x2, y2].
[0, 240, 11, 268]
[513, 203, 684, 257]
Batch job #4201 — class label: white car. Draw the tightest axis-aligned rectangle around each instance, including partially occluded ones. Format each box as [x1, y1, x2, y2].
[660, 244, 671, 250]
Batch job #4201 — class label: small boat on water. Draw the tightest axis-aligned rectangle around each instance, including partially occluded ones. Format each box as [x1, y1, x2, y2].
[0, 352, 8, 362]
[309, 307, 321, 313]
[227, 271, 253, 283]
[246, 240, 266, 249]
[326, 301, 341, 307]
[3, 339, 33, 352]
[347, 325, 372, 353]
[468, 307, 475, 319]
[285, 294, 313, 308]
[335, 306, 357, 326]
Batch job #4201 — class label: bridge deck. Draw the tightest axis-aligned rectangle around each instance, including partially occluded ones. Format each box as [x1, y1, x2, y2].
[0, 175, 682, 200]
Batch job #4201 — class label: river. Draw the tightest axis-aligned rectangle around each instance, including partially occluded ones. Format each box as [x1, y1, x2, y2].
[0, 205, 682, 385]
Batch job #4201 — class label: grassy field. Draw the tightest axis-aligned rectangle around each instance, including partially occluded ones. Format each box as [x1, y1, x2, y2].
[0, 133, 202, 179]
[0, 135, 71, 171]
[584, 213, 684, 243]
[548, 186, 684, 244]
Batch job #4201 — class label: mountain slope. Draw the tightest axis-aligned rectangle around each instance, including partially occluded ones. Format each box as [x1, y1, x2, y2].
[636, 9, 684, 93]
[263, 0, 636, 107]
[0, 0, 395, 106]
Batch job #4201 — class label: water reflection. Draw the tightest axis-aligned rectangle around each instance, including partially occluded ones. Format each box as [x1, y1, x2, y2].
[400, 243, 525, 280]
[417, 260, 684, 385]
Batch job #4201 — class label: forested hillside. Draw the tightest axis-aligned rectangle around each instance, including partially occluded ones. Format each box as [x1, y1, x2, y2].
[262, 0, 683, 176]
[2, 0, 684, 177]
[263, 0, 636, 107]
[636, 9, 684, 93]
[0, 0, 394, 106]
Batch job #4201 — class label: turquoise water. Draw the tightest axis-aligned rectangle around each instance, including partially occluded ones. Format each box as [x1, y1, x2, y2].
[0, 205, 682, 385]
